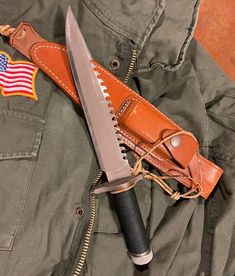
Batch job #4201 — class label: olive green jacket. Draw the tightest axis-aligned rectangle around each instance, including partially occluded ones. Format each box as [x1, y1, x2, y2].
[0, 1, 234, 275]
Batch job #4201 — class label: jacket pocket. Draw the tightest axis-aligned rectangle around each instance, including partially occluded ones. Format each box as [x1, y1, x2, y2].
[0, 109, 45, 250]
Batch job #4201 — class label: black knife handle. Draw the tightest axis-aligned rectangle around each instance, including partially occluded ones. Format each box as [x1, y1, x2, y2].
[111, 188, 153, 265]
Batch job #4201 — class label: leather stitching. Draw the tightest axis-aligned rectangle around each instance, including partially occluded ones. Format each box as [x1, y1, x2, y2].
[93, 63, 204, 190]
[32, 44, 79, 101]
[94, 62, 182, 130]
[116, 99, 131, 118]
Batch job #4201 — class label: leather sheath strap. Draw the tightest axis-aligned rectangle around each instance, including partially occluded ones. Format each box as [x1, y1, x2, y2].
[7, 22, 223, 199]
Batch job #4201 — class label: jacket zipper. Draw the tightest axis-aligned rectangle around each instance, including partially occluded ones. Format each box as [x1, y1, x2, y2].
[124, 48, 137, 83]
[72, 171, 103, 276]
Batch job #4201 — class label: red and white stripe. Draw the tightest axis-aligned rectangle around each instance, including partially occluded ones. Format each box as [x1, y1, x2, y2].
[0, 63, 36, 95]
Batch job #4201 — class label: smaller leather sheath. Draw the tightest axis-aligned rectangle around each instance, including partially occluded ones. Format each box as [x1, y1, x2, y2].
[9, 22, 223, 199]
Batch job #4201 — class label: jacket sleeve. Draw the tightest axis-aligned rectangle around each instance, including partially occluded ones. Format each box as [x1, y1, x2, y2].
[192, 39, 235, 276]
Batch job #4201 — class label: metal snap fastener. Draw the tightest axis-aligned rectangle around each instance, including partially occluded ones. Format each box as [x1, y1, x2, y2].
[110, 58, 120, 70]
[76, 207, 84, 218]
[170, 136, 181, 148]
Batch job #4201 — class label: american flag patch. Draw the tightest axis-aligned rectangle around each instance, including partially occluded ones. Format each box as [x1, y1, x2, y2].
[0, 51, 38, 100]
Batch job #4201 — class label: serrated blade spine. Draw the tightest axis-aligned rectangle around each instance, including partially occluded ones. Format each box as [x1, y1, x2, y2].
[92, 66, 125, 155]
[66, 7, 131, 182]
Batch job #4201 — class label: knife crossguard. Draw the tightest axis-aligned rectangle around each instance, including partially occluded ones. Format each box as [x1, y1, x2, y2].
[92, 173, 143, 194]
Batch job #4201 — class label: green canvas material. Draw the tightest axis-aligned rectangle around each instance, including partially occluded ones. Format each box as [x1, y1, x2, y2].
[0, 1, 234, 275]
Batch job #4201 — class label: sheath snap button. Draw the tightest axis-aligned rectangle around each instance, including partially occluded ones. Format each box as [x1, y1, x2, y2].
[110, 58, 120, 70]
[170, 136, 181, 148]
[76, 207, 84, 218]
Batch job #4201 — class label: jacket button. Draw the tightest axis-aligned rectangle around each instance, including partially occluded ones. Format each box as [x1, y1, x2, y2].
[109, 58, 120, 70]
[76, 207, 84, 218]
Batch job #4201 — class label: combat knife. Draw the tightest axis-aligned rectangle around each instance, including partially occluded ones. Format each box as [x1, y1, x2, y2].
[65, 7, 153, 265]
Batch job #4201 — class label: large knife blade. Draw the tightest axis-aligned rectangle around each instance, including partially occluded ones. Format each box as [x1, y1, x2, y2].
[66, 6, 153, 265]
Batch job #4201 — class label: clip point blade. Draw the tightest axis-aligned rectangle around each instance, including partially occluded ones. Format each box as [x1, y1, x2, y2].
[66, 7, 92, 61]
[65, 6, 131, 182]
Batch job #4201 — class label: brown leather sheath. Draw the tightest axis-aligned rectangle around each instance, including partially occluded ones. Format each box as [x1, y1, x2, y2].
[8, 22, 223, 199]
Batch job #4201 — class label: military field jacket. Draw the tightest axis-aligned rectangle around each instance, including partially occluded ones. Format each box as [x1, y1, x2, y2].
[0, 1, 234, 276]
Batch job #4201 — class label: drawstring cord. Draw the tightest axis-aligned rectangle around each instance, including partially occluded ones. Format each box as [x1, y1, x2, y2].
[130, 130, 202, 200]
[0, 25, 15, 37]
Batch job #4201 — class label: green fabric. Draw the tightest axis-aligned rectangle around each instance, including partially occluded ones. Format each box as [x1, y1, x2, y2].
[0, 1, 234, 275]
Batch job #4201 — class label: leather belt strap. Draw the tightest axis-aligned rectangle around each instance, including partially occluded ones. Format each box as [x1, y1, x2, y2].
[6, 22, 223, 199]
